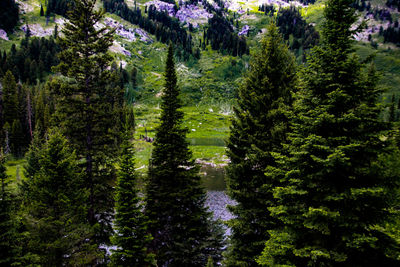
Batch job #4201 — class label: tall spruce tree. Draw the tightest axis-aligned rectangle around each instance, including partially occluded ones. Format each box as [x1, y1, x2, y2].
[52, 0, 124, 249]
[224, 22, 296, 266]
[0, 155, 17, 265]
[20, 128, 43, 204]
[22, 130, 98, 266]
[145, 44, 223, 266]
[2, 71, 18, 128]
[258, 0, 400, 265]
[1, 70, 25, 156]
[111, 130, 155, 266]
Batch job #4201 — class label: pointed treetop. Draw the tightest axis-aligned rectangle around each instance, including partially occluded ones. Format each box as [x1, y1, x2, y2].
[322, 0, 357, 52]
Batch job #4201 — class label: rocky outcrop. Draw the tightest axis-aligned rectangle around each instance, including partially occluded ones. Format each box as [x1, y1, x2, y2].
[206, 191, 236, 236]
[0, 29, 8, 40]
[21, 24, 53, 37]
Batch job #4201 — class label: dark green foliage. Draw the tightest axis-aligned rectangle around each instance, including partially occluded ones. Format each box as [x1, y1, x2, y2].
[145, 44, 223, 266]
[111, 132, 155, 266]
[47, 0, 74, 17]
[20, 131, 41, 204]
[25, 25, 31, 39]
[387, 0, 400, 10]
[0, 156, 17, 265]
[40, 4, 44, 16]
[276, 6, 320, 60]
[10, 119, 24, 156]
[33, 82, 55, 136]
[390, 94, 396, 122]
[259, 5, 320, 61]
[52, 0, 124, 250]
[0, 0, 19, 33]
[258, 0, 400, 265]
[0, 37, 60, 84]
[22, 130, 97, 266]
[206, 14, 248, 56]
[224, 23, 296, 266]
[1, 71, 28, 156]
[2, 71, 18, 128]
[382, 22, 400, 45]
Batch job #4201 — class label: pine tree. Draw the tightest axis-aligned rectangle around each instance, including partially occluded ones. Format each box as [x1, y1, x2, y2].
[0, 0, 19, 33]
[258, 0, 400, 265]
[20, 127, 44, 203]
[145, 44, 223, 266]
[52, 0, 124, 249]
[389, 94, 396, 122]
[2, 71, 18, 128]
[111, 130, 155, 266]
[10, 119, 24, 157]
[0, 155, 17, 265]
[40, 4, 44, 16]
[1, 71, 24, 156]
[23, 130, 98, 266]
[224, 22, 296, 266]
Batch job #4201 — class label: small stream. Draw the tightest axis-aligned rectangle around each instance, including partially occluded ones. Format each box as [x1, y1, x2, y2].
[187, 137, 236, 231]
[201, 164, 227, 191]
[188, 137, 226, 147]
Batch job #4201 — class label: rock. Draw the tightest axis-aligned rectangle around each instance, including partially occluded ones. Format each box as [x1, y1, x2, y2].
[175, 4, 213, 26]
[0, 29, 8, 41]
[16, 0, 34, 14]
[205, 191, 236, 236]
[21, 24, 53, 37]
[145, 0, 175, 16]
[238, 25, 250, 36]
[54, 17, 67, 26]
[110, 41, 131, 56]
[135, 28, 153, 43]
[104, 18, 137, 42]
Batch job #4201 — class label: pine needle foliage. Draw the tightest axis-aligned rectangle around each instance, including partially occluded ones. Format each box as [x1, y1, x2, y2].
[0, 155, 17, 265]
[258, 0, 400, 265]
[111, 131, 155, 266]
[224, 22, 297, 266]
[22, 130, 98, 266]
[145, 44, 223, 266]
[52, 0, 124, 247]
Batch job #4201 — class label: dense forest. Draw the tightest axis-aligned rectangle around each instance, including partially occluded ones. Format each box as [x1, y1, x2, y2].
[1, 0, 400, 266]
[258, 5, 320, 60]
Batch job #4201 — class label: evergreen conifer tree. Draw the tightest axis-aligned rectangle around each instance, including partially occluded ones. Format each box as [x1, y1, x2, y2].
[145, 44, 223, 266]
[52, 0, 124, 249]
[2, 71, 18, 129]
[224, 22, 296, 266]
[20, 127, 43, 202]
[258, 0, 400, 265]
[1, 71, 25, 156]
[40, 4, 44, 16]
[111, 130, 155, 266]
[0, 155, 17, 265]
[23, 130, 98, 266]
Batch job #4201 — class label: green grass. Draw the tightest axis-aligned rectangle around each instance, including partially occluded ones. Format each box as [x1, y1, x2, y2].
[301, 0, 326, 31]
[5, 159, 26, 192]
[132, 103, 231, 175]
[355, 43, 400, 99]
[190, 146, 227, 164]
[134, 104, 231, 139]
